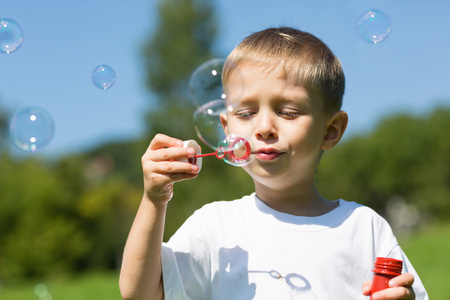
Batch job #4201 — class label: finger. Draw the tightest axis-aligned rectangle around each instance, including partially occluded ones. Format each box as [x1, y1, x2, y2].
[372, 286, 414, 300]
[148, 171, 199, 186]
[389, 273, 414, 288]
[146, 146, 196, 162]
[142, 160, 199, 190]
[150, 160, 199, 175]
[148, 133, 183, 150]
[361, 281, 372, 296]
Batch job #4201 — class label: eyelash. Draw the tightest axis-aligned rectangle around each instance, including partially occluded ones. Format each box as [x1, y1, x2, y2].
[279, 111, 300, 118]
[234, 109, 300, 119]
[235, 111, 255, 119]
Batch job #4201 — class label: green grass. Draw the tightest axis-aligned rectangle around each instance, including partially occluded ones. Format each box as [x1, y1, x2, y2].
[0, 271, 122, 300]
[0, 223, 448, 299]
[399, 222, 450, 300]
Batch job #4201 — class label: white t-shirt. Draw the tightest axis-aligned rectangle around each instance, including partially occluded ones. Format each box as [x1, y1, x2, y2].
[161, 193, 428, 299]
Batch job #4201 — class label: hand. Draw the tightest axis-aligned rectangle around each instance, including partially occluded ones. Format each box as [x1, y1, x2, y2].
[362, 273, 415, 299]
[141, 134, 200, 206]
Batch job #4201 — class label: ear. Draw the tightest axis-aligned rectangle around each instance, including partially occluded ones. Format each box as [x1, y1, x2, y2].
[220, 113, 229, 136]
[321, 111, 348, 151]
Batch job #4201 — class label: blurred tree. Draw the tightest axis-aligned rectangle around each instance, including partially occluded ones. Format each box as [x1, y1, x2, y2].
[0, 155, 90, 278]
[0, 151, 143, 279]
[140, 0, 254, 240]
[317, 106, 450, 225]
[0, 103, 10, 152]
[142, 0, 217, 138]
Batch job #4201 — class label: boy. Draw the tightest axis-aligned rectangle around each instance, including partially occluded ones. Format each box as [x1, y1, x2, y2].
[120, 27, 428, 299]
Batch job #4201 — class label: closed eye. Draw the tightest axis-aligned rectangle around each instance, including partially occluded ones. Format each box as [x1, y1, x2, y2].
[278, 110, 301, 119]
[234, 109, 256, 119]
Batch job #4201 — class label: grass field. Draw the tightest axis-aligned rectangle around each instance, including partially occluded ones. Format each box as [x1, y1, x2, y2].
[1, 223, 448, 299]
[0, 271, 122, 300]
[399, 222, 450, 299]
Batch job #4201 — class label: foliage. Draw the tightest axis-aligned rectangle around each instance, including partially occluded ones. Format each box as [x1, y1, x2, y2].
[142, 0, 218, 140]
[0, 105, 10, 151]
[143, 0, 217, 102]
[0, 154, 89, 278]
[317, 106, 450, 223]
[0, 152, 141, 279]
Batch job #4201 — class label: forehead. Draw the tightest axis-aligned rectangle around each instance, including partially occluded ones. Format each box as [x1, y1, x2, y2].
[225, 64, 311, 103]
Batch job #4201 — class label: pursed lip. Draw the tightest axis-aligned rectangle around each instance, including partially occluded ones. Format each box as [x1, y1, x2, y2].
[253, 148, 284, 161]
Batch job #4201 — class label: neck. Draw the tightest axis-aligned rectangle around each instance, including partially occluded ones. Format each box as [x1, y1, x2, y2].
[253, 179, 337, 217]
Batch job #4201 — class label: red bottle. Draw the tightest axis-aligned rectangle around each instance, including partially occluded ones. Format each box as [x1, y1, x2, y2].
[370, 257, 403, 299]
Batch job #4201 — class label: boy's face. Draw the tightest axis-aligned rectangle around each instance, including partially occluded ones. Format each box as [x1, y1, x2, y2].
[221, 65, 339, 190]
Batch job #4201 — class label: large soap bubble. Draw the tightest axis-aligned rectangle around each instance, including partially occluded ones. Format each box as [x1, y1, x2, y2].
[189, 58, 245, 107]
[190, 58, 227, 107]
[357, 9, 391, 44]
[193, 99, 235, 150]
[9, 106, 55, 152]
[0, 18, 24, 54]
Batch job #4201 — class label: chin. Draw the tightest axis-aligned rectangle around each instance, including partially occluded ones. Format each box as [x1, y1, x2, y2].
[244, 166, 288, 186]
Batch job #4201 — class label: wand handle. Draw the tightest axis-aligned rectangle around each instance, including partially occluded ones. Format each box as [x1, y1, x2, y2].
[194, 152, 217, 158]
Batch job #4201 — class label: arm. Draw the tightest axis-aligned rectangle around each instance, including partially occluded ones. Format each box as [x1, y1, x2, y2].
[119, 134, 200, 300]
[362, 273, 415, 300]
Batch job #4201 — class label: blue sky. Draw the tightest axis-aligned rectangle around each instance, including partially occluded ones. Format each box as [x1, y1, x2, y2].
[1, 0, 449, 158]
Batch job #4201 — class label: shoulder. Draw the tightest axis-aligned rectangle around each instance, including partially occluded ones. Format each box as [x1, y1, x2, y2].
[339, 199, 388, 223]
[339, 199, 398, 247]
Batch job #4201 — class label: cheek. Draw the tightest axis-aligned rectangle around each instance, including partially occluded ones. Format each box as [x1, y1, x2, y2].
[226, 119, 253, 137]
[289, 121, 323, 152]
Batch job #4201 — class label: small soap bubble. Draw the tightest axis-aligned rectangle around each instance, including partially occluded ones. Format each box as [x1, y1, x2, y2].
[217, 134, 253, 167]
[34, 283, 53, 299]
[189, 58, 245, 107]
[215, 147, 226, 159]
[357, 9, 391, 44]
[92, 65, 116, 89]
[0, 18, 24, 54]
[34, 284, 48, 297]
[193, 99, 235, 150]
[9, 106, 55, 152]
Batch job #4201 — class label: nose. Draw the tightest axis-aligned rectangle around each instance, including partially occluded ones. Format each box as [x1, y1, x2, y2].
[255, 110, 278, 140]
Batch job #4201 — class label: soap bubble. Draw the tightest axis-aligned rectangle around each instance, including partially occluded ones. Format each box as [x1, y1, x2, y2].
[193, 99, 236, 150]
[216, 134, 253, 167]
[9, 106, 55, 152]
[34, 284, 48, 297]
[0, 18, 24, 54]
[92, 65, 116, 89]
[189, 58, 244, 107]
[357, 9, 391, 44]
[190, 58, 226, 106]
[35, 284, 53, 300]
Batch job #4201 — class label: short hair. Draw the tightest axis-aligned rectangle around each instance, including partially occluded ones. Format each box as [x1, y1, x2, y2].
[224, 27, 345, 115]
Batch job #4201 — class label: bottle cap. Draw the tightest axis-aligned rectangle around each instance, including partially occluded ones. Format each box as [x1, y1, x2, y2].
[372, 257, 403, 276]
[183, 140, 202, 171]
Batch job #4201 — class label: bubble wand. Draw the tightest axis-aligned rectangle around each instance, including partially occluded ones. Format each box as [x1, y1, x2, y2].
[194, 140, 251, 160]
[186, 134, 253, 167]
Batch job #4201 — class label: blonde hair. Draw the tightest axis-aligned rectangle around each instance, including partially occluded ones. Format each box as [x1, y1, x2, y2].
[224, 27, 345, 115]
